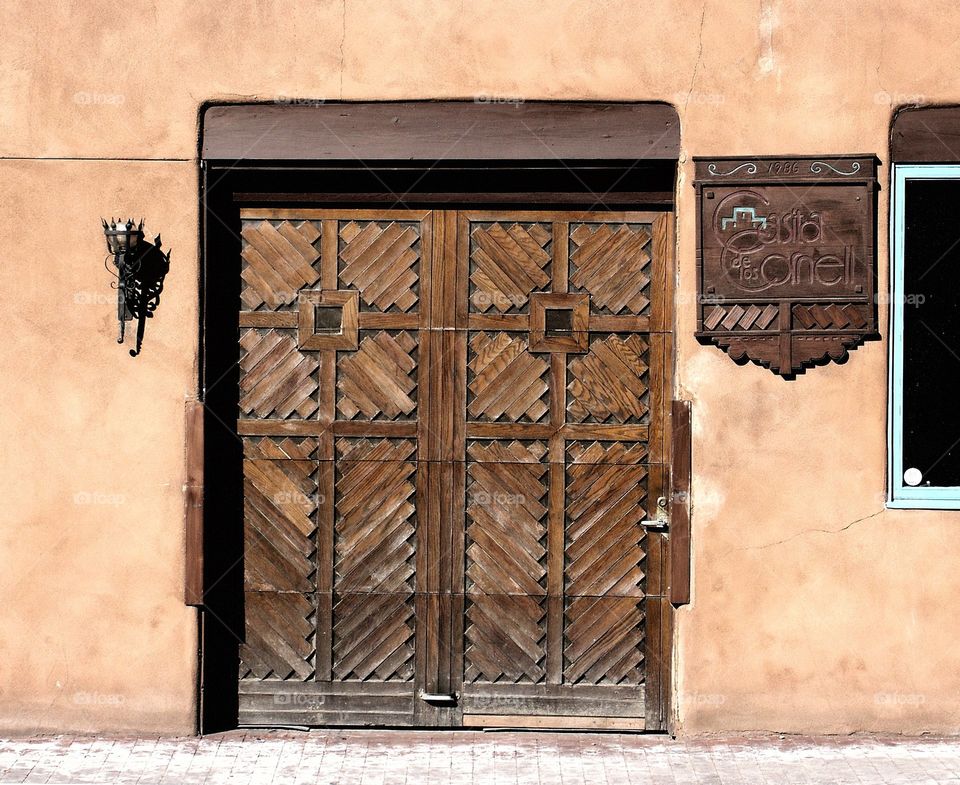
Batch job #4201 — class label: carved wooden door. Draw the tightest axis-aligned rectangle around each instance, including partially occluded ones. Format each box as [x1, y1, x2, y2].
[453, 211, 673, 730]
[235, 207, 673, 729]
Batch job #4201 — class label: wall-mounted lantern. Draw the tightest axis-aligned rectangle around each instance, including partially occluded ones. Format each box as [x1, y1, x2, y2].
[102, 218, 170, 357]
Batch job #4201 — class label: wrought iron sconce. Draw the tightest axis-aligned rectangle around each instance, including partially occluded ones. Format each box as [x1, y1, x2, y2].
[102, 218, 170, 356]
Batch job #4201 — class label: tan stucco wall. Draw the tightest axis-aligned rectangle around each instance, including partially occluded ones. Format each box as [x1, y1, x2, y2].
[1, 0, 959, 735]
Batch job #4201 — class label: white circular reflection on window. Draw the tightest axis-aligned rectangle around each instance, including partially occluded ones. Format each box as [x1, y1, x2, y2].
[903, 467, 923, 487]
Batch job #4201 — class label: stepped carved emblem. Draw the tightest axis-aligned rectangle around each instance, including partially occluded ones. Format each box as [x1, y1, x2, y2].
[332, 438, 417, 682]
[570, 223, 652, 314]
[336, 331, 418, 420]
[465, 441, 548, 683]
[339, 220, 420, 313]
[468, 332, 549, 422]
[241, 219, 322, 310]
[239, 329, 319, 419]
[469, 222, 551, 312]
[567, 334, 649, 423]
[694, 156, 878, 376]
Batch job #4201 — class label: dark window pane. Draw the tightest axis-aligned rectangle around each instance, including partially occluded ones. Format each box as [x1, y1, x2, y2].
[314, 305, 343, 334]
[545, 307, 574, 335]
[902, 179, 960, 486]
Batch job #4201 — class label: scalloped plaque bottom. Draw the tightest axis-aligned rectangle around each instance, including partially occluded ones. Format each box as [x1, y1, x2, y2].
[705, 333, 867, 377]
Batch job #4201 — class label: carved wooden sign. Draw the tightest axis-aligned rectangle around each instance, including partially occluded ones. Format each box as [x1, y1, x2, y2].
[694, 155, 878, 376]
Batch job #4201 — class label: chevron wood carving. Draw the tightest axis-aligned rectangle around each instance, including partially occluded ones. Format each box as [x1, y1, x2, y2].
[332, 592, 416, 682]
[564, 596, 645, 686]
[239, 329, 319, 419]
[339, 220, 420, 313]
[792, 303, 869, 330]
[567, 334, 649, 423]
[240, 592, 316, 680]
[465, 441, 548, 683]
[564, 454, 647, 686]
[244, 458, 318, 592]
[569, 223, 652, 315]
[243, 437, 319, 461]
[332, 438, 417, 682]
[241, 219, 322, 310]
[334, 439, 417, 593]
[469, 222, 551, 313]
[702, 303, 779, 332]
[336, 331, 418, 420]
[468, 332, 549, 422]
[566, 440, 648, 465]
[565, 461, 647, 599]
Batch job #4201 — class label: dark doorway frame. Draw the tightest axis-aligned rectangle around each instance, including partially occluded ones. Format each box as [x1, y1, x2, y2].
[196, 101, 680, 734]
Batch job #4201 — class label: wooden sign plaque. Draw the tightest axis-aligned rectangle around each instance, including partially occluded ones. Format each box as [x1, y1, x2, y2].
[694, 155, 878, 376]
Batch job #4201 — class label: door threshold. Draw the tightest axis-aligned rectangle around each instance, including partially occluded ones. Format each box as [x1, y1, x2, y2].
[463, 715, 646, 731]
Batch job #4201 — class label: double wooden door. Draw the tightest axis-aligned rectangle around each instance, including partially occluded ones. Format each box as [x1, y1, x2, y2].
[236, 207, 674, 729]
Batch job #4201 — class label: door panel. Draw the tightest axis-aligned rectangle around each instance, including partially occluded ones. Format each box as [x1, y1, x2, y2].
[237, 209, 432, 726]
[234, 207, 672, 729]
[455, 211, 671, 728]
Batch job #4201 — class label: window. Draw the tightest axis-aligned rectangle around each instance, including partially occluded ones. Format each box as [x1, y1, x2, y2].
[889, 165, 960, 507]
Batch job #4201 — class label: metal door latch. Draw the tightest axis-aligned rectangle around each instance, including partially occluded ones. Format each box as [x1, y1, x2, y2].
[420, 692, 459, 705]
[642, 496, 670, 532]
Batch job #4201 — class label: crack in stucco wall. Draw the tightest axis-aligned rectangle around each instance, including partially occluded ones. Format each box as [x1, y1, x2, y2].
[682, 1, 707, 116]
[733, 509, 885, 553]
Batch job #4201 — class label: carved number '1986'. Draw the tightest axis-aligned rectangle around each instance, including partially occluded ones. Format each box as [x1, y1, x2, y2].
[767, 161, 801, 175]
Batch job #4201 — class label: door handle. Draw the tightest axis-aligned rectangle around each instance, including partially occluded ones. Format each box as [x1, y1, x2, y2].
[420, 692, 458, 705]
[642, 496, 670, 532]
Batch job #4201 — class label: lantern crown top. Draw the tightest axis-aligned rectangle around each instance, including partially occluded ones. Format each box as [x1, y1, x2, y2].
[102, 217, 144, 255]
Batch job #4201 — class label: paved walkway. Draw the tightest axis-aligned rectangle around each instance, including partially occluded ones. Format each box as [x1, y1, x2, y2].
[0, 731, 958, 784]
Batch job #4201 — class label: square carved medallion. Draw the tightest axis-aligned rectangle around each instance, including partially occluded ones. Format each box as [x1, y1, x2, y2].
[529, 293, 589, 352]
[297, 290, 359, 350]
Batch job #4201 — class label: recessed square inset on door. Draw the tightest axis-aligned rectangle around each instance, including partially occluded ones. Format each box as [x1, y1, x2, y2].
[297, 290, 359, 350]
[529, 292, 589, 352]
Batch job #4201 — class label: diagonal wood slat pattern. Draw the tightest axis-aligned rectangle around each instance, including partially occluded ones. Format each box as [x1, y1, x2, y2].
[239, 329, 319, 419]
[337, 331, 418, 420]
[565, 460, 647, 599]
[464, 440, 548, 684]
[567, 440, 648, 465]
[468, 332, 549, 423]
[332, 593, 415, 682]
[469, 222, 551, 313]
[241, 219, 322, 310]
[564, 456, 647, 686]
[567, 334, 649, 424]
[570, 223, 652, 315]
[240, 592, 316, 680]
[564, 597, 644, 686]
[339, 220, 420, 313]
[792, 303, 869, 330]
[332, 438, 417, 683]
[243, 458, 318, 592]
[334, 439, 417, 593]
[243, 437, 319, 461]
[703, 303, 779, 331]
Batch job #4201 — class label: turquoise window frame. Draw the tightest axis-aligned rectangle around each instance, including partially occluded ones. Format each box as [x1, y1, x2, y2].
[889, 164, 960, 508]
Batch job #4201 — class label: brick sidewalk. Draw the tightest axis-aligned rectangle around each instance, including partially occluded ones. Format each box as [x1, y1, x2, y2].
[1, 731, 958, 784]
